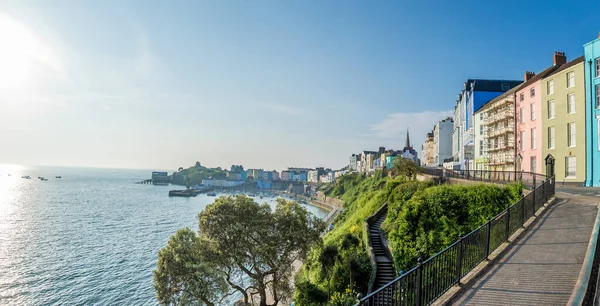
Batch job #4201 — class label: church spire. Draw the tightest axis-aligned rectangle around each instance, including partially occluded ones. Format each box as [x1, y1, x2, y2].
[405, 128, 411, 148]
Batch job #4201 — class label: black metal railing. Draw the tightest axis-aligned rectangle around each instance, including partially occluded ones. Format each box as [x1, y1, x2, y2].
[359, 175, 555, 306]
[421, 168, 547, 189]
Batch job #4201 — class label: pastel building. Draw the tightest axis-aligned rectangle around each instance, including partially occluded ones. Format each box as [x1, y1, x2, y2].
[280, 171, 290, 181]
[584, 35, 600, 187]
[541, 56, 586, 184]
[516, 52, 565, 174]
[307, 170, 319, 183]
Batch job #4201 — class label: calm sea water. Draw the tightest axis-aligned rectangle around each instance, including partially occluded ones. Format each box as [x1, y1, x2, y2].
[0, 165, 328, 305]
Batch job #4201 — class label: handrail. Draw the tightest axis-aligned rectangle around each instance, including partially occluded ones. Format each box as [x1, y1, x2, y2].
[567, 208, 600, 305]
[358, 175, 555, 305]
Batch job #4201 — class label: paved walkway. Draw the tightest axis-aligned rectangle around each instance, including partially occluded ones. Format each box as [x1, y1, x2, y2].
[450, 193, 599, 306]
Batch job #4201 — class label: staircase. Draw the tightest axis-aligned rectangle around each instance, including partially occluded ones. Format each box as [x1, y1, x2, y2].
[368, 211, 395, 290]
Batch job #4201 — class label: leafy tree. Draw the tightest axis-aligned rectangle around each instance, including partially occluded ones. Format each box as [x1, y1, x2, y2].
[153, 228, 227, 306]
[197, 196, 325, 306]
[391, 157, 422, 180]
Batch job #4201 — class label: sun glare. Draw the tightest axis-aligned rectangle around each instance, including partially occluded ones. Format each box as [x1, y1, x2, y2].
[0, 15, 38, 90]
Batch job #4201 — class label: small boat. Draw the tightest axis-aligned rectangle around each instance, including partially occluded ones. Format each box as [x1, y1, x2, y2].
[40, 178, 48, 181]
[207, 192, 217, 197]
[21, 175, 31, 179]
[55, 176, 62, 179]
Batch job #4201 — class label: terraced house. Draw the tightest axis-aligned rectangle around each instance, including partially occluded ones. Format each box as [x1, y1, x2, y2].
[516, 53, 565, 174]
[541, 56, 586, 185]
[585, 35, 600, 187]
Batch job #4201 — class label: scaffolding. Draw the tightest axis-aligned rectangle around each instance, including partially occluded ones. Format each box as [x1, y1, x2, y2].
[482, 93, 516, 172]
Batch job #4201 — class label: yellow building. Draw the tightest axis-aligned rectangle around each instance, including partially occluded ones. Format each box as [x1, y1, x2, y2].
[541, 56, 586, 184]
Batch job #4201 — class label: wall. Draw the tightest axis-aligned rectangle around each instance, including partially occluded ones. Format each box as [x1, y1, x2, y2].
[517, 81, 543, 173]
[585, 38, 600, 187]
[541, 60, 586, 184]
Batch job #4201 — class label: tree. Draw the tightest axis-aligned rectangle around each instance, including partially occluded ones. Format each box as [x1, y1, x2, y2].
[153, 228, 227, 306]
[197, 196, 325, 306]
[319, 245, 340, 300]
[391, 157, 421, 180]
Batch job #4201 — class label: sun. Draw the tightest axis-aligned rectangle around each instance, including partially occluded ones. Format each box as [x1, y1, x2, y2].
[0, 15, 38, 90]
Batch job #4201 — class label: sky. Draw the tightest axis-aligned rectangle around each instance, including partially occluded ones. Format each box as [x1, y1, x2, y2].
[0, 0, 598, 171]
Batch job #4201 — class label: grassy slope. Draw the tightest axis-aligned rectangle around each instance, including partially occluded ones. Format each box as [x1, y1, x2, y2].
[295, 172, 523, 305]
[170, 164, 227, 186]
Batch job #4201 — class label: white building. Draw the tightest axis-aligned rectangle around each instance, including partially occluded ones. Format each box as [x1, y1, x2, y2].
[433, 117, 454, 166]
[307, 170, 319, 183]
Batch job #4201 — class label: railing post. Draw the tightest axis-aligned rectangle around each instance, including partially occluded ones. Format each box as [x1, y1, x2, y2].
[532, 175, 537, 215]
[416, 257, 423, 306]
[485, 218, 491, 259]
[541, 179, 546, 203]
[505, 206, 510, 241]
[456, 235, 463, 285]
[521, 194, 525, 227]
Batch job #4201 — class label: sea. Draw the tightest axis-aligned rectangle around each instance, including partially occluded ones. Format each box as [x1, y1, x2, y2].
[0, 165, 328, 305]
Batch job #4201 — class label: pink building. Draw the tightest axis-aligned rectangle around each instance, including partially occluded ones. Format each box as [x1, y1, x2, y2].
[516, 52, 566, 174]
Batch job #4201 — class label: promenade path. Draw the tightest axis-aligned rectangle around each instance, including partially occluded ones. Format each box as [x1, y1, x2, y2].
[450, 192, 599, 306]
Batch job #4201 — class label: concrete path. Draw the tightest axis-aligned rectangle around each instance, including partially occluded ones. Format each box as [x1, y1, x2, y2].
[450, 193, 599, 306]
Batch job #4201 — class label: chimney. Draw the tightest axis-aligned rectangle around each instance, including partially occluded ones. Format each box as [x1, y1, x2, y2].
[524, 71, 535, 81]
[553, 52, 566, 66]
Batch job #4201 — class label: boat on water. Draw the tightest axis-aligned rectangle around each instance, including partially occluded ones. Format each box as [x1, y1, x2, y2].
[21, 175, 31, 179]
[40, 178, 48, 181]
[168, 190, 198, 197]
[55, 176, 62, 179]
[207, 192, 217, 196]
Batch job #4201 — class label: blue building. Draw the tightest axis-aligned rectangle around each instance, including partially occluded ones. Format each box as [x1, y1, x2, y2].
[584, 36, 600, 187]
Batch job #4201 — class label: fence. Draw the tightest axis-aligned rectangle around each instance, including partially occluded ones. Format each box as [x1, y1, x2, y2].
[421, 168, 546, 190]
[359, 174, 555, 306]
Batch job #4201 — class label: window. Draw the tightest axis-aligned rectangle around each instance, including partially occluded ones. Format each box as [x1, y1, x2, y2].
[596, 84, 600, 108]
[596, 58, 600, 78]
[547, 80, 554, 95]
[520, 107, 525, 123]
[531, 156, 537, 173]
[547, 100, 555, 119]
[568, 122, 576, 147]
[565, 156, 576, 178]
[520, 93, 524, 101]
[548, 127, 555, 149]
[479, 124, 483, 135]
[530, 103, 536, 120]
[520, 131, 525, 151]
[531, 128, 536, 149]
[530, 87, 535, 97]
[567, 94, 576, 114]
[479, 140, 483, 155]
[480, 113, 483, 120]
[501, 83, 510, 91]
[567, 72, 575, 88]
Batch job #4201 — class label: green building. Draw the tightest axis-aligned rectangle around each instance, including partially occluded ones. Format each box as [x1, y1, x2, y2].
[541, 56, 586, 185]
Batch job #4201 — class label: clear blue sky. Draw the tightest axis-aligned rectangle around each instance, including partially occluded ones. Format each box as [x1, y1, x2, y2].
[0, 0, 598, 171]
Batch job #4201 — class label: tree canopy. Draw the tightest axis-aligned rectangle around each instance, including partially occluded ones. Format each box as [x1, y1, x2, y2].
[153, 228, 227, 306]
[154, 196, 325, 306]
